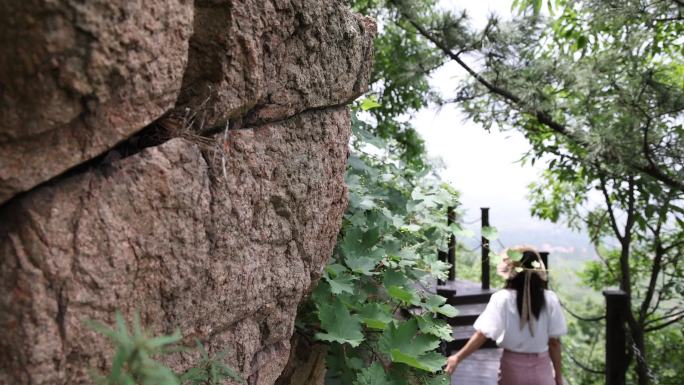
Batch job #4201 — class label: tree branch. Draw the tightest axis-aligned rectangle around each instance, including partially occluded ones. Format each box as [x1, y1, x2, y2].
[594, 244, 618, 281]
[632, 162, 684, 192]
[645, 308, 684, 326]
[620, 176, 637, 295]
[638, 192, 672, 324]
[663, 239, 684, 253]
[392, 2, 684, 192]
[598, 175, 625, 242]
[559, 300, 605, 322]
[639, 120, 684, 191]
[645, 292, 663, 320]
[645, 313, 684, 332]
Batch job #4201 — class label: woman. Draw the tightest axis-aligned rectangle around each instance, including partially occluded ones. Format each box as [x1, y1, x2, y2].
[445, 247, 567, 385]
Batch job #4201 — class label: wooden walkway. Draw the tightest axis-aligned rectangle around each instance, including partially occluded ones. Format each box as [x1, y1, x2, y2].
[432, 279, 502, 385]
[451, 348, 502, 385]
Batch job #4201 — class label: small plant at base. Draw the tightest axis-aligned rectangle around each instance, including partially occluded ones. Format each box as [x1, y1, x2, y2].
[86, 311, 182, 385]
[179, 339, 245, 385]
[87, 311, 244, 385]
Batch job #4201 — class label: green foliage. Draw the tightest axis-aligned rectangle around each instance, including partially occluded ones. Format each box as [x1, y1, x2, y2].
[179, 340, 244, 385]
[354, 363, 395, 385]
[86, 311, 182, 385]
[87, 311, 244, 385]
[378, 319, 444, 372]
[352, 1, 446, 167]
[452, 244, 505, 290]
[357, 0, 684, 383]
[304, 98, 465, 384]
[315, 299, 366, 347]
[480, 226, 499, 241]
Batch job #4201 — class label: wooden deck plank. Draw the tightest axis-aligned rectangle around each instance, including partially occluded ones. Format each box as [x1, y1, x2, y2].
[438, 278, 493, 294]
[453, 325, 477, 340]
[453, 302, 487, 316]
[450, 348, 502, 385]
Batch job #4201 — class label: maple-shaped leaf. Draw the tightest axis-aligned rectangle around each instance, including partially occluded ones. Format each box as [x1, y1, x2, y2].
[315, 300, 364, 347]
[481, 226, 499, 241]
[390, 349, 445, 373]
[387, 285, 421, 306]
[378, 319, 443, 372]
[416, 315, 454, 341]
[324, 271, 356, 295]
[346, 255, 378, 276]
[358, 303, 394, 330]
[354, 362, 397, 385]
[424, 294, 459, 318]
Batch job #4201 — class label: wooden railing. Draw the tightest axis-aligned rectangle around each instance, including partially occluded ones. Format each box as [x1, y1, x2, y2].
[604, 290, 628, 385]
[480, 207, 490, 290]
[448, 206, 456, 282]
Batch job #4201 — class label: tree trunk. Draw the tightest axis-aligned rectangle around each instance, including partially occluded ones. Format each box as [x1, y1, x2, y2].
[626, 313, 650, 385]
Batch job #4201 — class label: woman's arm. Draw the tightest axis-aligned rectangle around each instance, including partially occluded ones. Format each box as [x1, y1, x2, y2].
[445, 331, 488, 374]
[549, 338, 563, 385]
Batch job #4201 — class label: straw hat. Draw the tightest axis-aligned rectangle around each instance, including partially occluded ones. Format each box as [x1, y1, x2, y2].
[495, 245, 548, 281]
[495, 245, 548, 336]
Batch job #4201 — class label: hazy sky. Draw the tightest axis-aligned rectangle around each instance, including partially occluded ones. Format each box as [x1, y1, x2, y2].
[413, 1, 595, 257]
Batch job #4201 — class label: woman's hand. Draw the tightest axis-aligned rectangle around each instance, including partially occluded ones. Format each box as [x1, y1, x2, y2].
[445, 354, 461, 375]
[445, 331, 487, 375]
[555, 374, 564, 385]
[548, 338, 563, 385]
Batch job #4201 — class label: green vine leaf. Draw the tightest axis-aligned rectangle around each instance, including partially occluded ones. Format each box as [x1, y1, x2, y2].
[324, 271, 356, 295]
[346, 255, 379, 276]
[359, 96, 382, 111]
[424, 295, 459, 318]
[354, 363, 396, 385]
[481, 226, 499, 241]
[506, 249, 523, 260]
[315, 300, 364, 347]
[416, 315, 454, 341]
[449, 223, 475, 238]
[390, 349, 445, 373]
[359, 303, 394, 330]
[379, 319, 443, 372]
[387, 285, 421, 305]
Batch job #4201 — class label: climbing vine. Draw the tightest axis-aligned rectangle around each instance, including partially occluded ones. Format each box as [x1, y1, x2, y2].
[302, 98, 473, 384]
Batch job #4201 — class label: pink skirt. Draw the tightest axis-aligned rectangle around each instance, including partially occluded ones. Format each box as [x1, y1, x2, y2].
[498, 350, 555, 385]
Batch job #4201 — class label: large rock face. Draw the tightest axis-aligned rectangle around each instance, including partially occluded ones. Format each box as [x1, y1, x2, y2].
[0, 0, 195, 204]
[0, 1, 374, 384]
[178, 0, 374, 127]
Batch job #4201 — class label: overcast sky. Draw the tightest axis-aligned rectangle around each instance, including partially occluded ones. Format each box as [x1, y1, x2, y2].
[413, 0, 596, 258]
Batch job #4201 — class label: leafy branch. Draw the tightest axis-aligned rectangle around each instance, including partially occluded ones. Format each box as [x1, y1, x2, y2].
[301, 98, 463, 385]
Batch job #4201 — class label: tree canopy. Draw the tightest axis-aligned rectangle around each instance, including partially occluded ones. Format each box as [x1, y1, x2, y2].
[346, 0, 684, 384]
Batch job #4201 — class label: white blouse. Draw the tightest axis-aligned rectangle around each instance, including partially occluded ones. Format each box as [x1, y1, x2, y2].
[473, 289, 567, 353]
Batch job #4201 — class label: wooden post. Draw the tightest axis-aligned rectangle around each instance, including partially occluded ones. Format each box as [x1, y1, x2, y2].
[480, 207, 490, 290]
[604, 290, 628, 385]
[539, 251, 549, 289]
[539, 251, 549, 269]
[437, 250, 447, 285]
[447, 206, 456, 281]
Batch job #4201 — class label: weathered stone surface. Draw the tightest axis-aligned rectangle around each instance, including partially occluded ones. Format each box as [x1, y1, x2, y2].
[177, 0, 376, 128]
[0, 0, 375, 383]
[0, 107, 351, 384]
[0, 0, 195, 204]
[0, 0, 375, 206]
